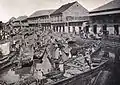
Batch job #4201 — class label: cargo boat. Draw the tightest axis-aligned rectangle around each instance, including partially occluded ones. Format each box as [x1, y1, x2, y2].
[44, 48, 109, 85]
[11, 45, 109, 85]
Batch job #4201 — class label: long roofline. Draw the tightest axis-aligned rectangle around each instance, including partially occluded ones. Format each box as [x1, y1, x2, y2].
[28, 9, 55, 19]
[89, 7, 120, 14]
[89, 0, 120, 14]
[28, 14, 50, 19]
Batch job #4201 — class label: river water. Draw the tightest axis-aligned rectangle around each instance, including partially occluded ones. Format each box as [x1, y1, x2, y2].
[0, 56, 52, 84]
[0, 66, 32, 84]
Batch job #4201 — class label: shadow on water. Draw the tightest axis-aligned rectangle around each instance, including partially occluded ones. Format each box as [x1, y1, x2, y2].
[107, 47, 120, 85]
[106, 61, 120, 85]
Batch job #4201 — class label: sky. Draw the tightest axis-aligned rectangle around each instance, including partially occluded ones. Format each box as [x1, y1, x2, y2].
[0, 0, 113, 22]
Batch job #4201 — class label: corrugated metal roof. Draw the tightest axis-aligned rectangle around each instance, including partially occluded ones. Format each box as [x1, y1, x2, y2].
[90, 0, 120, 13]
[51, 1, 77, 15]
[29, 9, 55, 18]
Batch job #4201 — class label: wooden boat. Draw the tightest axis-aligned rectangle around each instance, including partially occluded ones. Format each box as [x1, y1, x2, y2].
[8, 39, 109, 85]
[0, 52, 16, 70]
[13, 76, 36, 85]
[43, 46, 109, 85]
[49, 60, 108, 85]
[13, 58, 34, 69]
[20, 48, 47, 68]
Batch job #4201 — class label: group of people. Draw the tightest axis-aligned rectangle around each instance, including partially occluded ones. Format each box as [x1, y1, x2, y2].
[8, 26, 101, 84]
[79, 28, 102, 40]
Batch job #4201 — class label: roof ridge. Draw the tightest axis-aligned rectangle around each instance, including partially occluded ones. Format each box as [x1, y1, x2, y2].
[51, 1, 77, 15]
[90, 0, 120, 12]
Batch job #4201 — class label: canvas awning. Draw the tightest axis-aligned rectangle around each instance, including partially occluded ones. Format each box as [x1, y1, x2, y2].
[0, 42, 10, 56]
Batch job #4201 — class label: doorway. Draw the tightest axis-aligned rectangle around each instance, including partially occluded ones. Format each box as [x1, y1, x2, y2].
[114, 25, 119, 35]
[93, 25, 97, 34]
[103, 25, 107, 35]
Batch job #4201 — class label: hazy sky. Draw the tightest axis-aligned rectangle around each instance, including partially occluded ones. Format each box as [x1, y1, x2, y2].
[0, 0, 113, 22]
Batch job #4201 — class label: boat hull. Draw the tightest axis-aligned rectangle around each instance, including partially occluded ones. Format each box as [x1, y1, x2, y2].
[0, 52, 16, 70]
[46, 60, 109, 85]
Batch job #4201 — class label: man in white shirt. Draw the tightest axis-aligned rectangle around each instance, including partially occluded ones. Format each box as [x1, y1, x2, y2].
[84, 52, 92, 69]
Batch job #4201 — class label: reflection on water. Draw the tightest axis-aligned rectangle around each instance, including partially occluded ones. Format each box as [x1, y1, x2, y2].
[0, 67, 32, 84]
[0, 58, 52, 84]
[1, 69, 19, 84]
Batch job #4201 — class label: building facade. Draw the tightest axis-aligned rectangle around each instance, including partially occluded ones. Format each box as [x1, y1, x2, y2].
[27, 10, 55, 31]
[50, 1, 89, 34]
[89, 0, 120, 35]
[13, 16, 28, 34]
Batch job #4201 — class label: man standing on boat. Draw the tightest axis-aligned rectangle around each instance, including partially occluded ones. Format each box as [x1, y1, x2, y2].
[84, 51, 92, 69]
[34, 67, 45, 85]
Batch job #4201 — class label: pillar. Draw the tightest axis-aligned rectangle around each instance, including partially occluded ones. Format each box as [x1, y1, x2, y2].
[73, 27, 75, 33]
[70, 26, 73, 33]
[63, 26, 65, 32]
[65, 26, 68, 33]
[50, 25, 52, 30]
[59, 26, 61, 33]
[58, 26, 60, 32]
[68, 27, 70, 33]
[61, 26, 63, 32]
[75, 26, 79, 34]
[44, 26, 47, 31]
